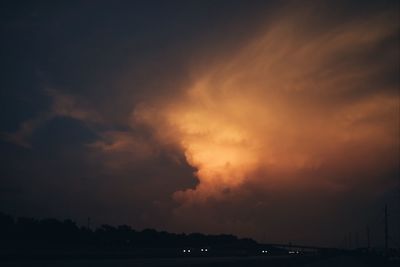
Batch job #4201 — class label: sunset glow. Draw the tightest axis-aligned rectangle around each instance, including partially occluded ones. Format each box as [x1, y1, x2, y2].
[136, 9, 399, 205]
[1, 0, 399, 247]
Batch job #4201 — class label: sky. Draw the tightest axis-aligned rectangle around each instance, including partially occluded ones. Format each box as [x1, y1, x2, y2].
[0, 0, 399, 247]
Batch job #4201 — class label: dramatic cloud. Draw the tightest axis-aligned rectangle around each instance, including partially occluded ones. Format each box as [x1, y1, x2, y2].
[1, 0, 398, 246]
[135, 8, 399, 206]
[1, 89, 101, 148]
[88, 130, 159, 169]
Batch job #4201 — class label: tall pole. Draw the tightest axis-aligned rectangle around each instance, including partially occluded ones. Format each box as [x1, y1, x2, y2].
[396, 128, 400, 250]
[384, 204, 388, 254]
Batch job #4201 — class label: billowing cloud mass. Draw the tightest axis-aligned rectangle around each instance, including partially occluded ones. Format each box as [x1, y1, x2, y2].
[1, 89, 101, 148]
[1, 0, 399, 246]
[134, 8, 399, 207]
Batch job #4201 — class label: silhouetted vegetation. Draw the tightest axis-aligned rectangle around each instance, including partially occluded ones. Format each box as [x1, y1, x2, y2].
[1, 212, 396, 266]
[0, 212, 259, 251]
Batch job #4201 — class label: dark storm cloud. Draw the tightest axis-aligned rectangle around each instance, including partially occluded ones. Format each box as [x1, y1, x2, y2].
[0, 0, 399, 247]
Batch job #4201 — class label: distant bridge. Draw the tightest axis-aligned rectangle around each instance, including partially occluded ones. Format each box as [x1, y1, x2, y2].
[260, 243, 340, 252]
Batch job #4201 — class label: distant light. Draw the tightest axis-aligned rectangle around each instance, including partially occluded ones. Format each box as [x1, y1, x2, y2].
[205, 249, 208, 252]
[296, 251, 299, 254]
[201, 249, 204, 251]
[183, 249, 186, 253]
[188, 249, 191, 253]
[289, 251, 295, 254]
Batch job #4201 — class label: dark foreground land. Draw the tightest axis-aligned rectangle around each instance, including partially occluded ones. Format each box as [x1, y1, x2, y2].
[1, 213, 399, 266]
[1, 254, 398, 267]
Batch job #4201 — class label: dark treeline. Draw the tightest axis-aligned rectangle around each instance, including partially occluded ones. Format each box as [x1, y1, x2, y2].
[0, 212, 259, 250]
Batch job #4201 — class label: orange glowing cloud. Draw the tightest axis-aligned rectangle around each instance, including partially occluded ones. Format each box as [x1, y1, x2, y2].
[134, 8, 399, 205]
